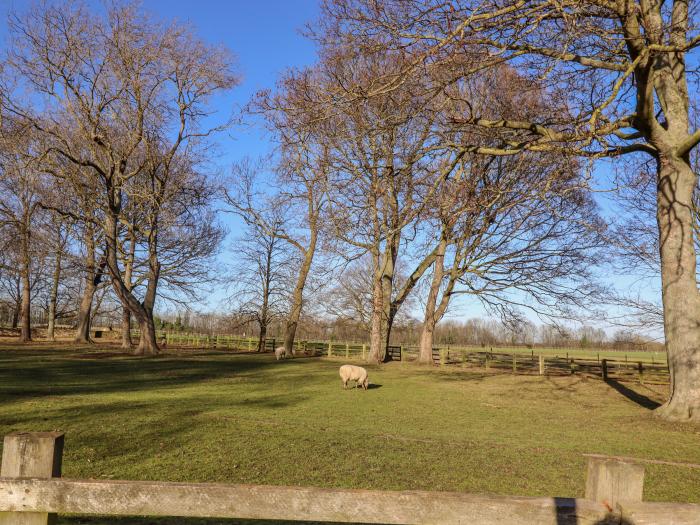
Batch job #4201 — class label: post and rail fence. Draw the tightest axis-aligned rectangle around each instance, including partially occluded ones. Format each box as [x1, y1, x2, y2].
[1, 432, 699, 524]
[129, 331, 670, 386]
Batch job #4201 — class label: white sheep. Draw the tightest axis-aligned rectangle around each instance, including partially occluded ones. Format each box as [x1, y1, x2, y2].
[274, 346, 287, 360]
[339, 364, 369, 390]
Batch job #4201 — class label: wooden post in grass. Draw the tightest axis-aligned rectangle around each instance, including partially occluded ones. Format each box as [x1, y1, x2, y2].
[602, 359, 608, 381]
[327, 342, 332, 357]
[539, 355, 545, 376]
[0, 431, 64, 525]
[512, 354, 516, 374]
[585, 457, 644, 509]
[439, 348, 446, 367]
[345, 342, 349, 359]
[362, 344, 366, 360]
[638, 362, 644, 385]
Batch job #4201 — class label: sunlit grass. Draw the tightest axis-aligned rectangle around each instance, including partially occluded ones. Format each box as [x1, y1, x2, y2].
[0, 344, 696, 525]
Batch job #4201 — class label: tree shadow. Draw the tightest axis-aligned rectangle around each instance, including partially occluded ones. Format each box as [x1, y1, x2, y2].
[0, 348, 317, 405]
[604, 379, 662, 410]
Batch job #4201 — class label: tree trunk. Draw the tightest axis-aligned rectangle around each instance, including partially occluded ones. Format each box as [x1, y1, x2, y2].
[135, 315, 159, 355]
[73, 226, 102, 344]
[47, 246, 62, 341]
[282, 230, 318, 356]
[104, 212, 159, 356]
[11, 278, 20, 329]
[135, 230, 161, 356]
[73, 284, 95, 344]
[258, 322, 267, 353]
[121, 308, 131, 348]
[121, 226, 137, 349]
[654, 155, 700, 421]
[419, 239, 447, 364]
[19, 266, 31, 342]
[19, 217, 31, 343]
[368, 256, 386, 363]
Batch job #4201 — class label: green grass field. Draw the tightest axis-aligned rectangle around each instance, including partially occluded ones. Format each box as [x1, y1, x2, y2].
[0, 343, 696, 525]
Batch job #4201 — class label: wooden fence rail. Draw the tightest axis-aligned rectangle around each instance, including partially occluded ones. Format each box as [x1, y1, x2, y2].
[130, 332, 669, 384]
[1, 432, 699, 525]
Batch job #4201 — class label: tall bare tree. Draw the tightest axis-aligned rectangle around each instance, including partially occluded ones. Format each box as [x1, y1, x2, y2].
[230, 208, 293, 352]
[322, 0, 700, 420]
[0, 125, 43, 342]
[3, 1, 237, 354]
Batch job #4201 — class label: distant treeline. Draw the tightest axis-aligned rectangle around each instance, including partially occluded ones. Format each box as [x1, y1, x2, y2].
[153, 312, 663, 353]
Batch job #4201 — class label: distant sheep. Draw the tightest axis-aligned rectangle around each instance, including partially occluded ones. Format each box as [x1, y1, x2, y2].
[339, 364, 369, 390]
[274, 346, 287, 360]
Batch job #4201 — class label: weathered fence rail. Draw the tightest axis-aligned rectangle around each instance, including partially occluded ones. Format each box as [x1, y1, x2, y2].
[1, 432, 699, 525]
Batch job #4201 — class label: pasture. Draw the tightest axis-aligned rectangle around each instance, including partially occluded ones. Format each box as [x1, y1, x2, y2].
[0, 343, 698, 525]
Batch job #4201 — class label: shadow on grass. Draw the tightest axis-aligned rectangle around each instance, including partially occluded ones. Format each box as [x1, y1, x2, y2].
[0, 349, 318, 405]
[604, 379, 661, 410]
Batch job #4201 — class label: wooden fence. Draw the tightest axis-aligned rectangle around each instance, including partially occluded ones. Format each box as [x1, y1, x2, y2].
[1, 432, 699, 524]
[132, 332, 669, 385]
[425, 348, 670, 385]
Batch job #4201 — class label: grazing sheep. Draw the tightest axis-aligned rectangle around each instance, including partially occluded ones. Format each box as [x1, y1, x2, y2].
[274, 346, 287, 360]
[339, 364, 369, 390]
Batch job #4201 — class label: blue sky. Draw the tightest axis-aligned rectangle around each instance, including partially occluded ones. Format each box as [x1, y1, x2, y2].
[0, 0, 322, 309]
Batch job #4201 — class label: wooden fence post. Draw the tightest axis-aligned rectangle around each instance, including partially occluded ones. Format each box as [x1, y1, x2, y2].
[362, 344, 366, 360]
[602, 359, 608, 381]
[439, 348, 446, 367]
[345, 342, 349, 359]
[539, 355, 545, 376]
[585, 457, 644, 509]
[0, 431, 64, 525]
[512, 354, 516, 374]
[638, 362, 644, 385]
[328, 342, 332, 357]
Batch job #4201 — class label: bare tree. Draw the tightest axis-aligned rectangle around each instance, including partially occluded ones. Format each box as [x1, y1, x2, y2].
[250, 71, 331, 357]
[45, 213, 70, 341]
[418, 154, 603, 362]
[3, 1, 238, 354]
[0, 124, 43, 342]
[322, 0, 700, 420]
[230, 209, 293, 352]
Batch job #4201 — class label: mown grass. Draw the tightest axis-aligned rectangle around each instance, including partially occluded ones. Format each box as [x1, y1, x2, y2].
[0, 343, 697, 525]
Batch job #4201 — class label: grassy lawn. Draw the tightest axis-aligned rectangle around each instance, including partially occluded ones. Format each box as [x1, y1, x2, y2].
[0, 343, 697, 525]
